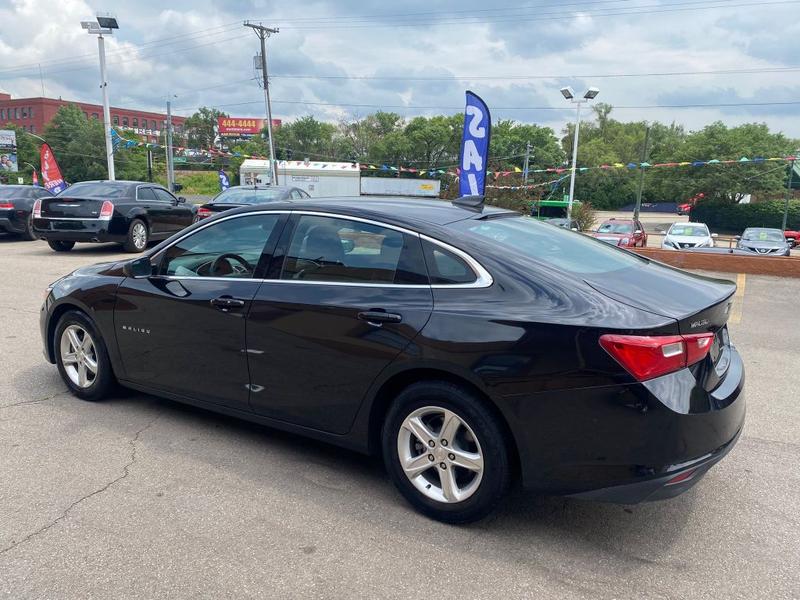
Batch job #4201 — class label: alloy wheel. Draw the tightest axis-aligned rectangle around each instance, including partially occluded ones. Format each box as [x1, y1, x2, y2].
[397, 406, 484, 503]
[132, 222, 147, 249]
[59, 324, 98, 389]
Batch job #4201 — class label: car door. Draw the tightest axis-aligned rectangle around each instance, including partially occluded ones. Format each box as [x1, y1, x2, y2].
[245, 212, 433, 434]
[114, 211, 288, 412]
[136, 186, 171, 235]
[635, 219, 647, 246]
[153, 187, 193, 232]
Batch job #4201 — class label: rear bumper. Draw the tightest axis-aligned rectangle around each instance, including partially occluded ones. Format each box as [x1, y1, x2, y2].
[504, 346, 745, 502]
[32, 218, 125, 243]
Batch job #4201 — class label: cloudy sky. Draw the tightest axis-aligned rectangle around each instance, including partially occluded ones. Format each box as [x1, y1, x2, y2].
[1, 0, 799, 141]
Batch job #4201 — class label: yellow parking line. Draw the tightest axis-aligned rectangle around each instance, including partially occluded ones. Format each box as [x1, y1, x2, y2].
[729, 273, 746, 324]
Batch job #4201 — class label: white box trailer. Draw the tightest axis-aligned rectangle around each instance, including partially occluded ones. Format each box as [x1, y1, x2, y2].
[275, 160, 361, 197]
[360, 176, 441, 197]
[239, 159, 272, 186]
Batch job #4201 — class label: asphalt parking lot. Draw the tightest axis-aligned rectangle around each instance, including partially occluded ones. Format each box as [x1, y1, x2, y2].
[1, 236, 798, 599]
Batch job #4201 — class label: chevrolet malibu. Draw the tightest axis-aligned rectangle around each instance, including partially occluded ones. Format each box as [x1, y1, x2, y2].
[40, 197, 745, 523]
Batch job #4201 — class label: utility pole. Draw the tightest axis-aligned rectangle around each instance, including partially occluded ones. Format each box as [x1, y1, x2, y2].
[523, 142, 532, 184]
[244, 21, 279, 186]
[165, 97, 175, 191]
[782, 155, 796, 231]
[147, 149, 153, 182]
[633, 124, 651, 220]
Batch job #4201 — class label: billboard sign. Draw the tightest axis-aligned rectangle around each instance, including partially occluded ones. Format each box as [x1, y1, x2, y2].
[0, 129, 19, 173]
[217, 117, 281, 136]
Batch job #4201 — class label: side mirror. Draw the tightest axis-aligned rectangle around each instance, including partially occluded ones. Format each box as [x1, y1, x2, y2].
[787, 237, 796, 245]
[735, 235, 741, 241]
[634, 229, 643, 235]
[711, 233, 719, 238]
[571, 227, 579, 231]
[123, 256, 153, 279]
[177, 196, 187, 204]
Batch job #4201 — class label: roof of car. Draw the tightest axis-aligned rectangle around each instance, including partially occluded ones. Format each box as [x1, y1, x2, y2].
[230, 196, 515, 226]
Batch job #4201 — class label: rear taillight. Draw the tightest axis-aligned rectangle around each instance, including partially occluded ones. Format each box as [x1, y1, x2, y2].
[99, 200, 114, 220]
[197, 207, 212, 219]
[0, 201, 14, 209]
[32, 199, 42, 218]
[599, 332, 715, 381]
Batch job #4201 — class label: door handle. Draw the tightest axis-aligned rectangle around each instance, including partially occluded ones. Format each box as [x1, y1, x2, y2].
[211, 296, 246, 311]
[357, 310, 402, 326]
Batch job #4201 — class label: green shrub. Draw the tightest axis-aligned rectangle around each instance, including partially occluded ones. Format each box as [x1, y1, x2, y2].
[690, 199, 800, 233]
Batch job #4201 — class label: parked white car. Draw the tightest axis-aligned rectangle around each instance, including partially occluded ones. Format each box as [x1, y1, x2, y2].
[661, 222, 717, 250]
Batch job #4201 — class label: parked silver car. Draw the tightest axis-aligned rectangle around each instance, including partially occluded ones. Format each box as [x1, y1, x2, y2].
[737, 228, 792, 256]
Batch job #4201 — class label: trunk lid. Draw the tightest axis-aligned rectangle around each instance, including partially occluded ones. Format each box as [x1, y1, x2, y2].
[40, 196, 107, 219]
[583, 259, 735, 334]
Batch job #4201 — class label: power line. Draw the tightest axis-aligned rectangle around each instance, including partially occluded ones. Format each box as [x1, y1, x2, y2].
[276, 0, 800, 29]
[269, 65, 800, 81]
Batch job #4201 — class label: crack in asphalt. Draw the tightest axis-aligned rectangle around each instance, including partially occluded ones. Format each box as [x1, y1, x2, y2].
[0, 305, 39, 315]
[0, 413, 161, 558]
[0, 389, 69, 411]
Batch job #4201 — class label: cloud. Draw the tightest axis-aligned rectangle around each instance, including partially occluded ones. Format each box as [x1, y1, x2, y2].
[0, 0, 798, 139]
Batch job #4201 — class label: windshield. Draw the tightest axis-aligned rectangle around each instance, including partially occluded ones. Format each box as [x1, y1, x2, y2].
[57, 182, 130, 198]
[452, 215, 645, 275]
[213, 187, 286, 204]
[596, 222, 633, 234]
[668, 224, 709, 237]
[742, 229, 784, 242]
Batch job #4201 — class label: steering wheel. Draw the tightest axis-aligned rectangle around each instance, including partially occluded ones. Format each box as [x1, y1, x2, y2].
[210, 253, 253, 276]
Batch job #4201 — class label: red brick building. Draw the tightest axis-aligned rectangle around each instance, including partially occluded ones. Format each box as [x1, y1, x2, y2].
[0, 93, 185, 143]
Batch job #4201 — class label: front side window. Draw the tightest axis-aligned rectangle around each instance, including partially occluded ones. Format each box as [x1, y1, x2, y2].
[281, 215, 427, 285]
[159, 214, 280, 278]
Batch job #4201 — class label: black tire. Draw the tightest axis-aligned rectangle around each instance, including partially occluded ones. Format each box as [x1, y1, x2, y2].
[48, 240, 75, 252]
[54, 310, 115, 401]
[20, 214, 37, 241]
[382, 381, 511, 524]
[123, 218, 149, 253]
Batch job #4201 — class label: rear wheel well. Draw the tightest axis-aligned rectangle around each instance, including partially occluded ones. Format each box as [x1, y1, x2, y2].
[46, 303, 88, 361]
[368, 369, 520, 476]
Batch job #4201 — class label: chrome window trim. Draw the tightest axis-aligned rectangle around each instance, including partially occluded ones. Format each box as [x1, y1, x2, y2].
[148, 208, 493, 289]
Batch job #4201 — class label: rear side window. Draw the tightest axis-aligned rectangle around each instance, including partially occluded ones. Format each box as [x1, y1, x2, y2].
[421, 239, 477, 284]
[452, 215, 645, 275]
[137, 187, 157, 201]
[280, 215, 428, 285]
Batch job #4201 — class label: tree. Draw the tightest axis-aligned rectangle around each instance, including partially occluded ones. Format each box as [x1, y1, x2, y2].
[44, 104, 107, 182]
[184, 107, 228, 149]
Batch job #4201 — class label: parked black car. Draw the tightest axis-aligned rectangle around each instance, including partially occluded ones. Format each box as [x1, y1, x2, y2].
[32, 180, 197, 253]
[544, 217, 580, 231]
[197, 185, 310, 220]
[40, 197, 745, 523]
[0, 185, 54, 240]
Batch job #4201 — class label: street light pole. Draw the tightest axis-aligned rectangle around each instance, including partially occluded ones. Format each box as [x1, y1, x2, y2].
[81, 15, 119, 181]
[633, 124, 651, 220]
[166, 97, 175, 191]
[560, 86, 599, 222]
[566, 101, 582, 222]
[97, 34, 115, 181]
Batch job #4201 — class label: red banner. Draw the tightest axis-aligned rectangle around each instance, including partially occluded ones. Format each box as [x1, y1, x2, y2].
[217, 117, 281, 135]
[40, 143, 67, 194]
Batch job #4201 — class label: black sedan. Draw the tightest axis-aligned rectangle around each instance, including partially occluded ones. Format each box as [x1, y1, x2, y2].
[40, 196, 745, 523]
[32, 180, 197, 253]
[544, 217, 580, 231]
[197, 185, 310, 220]
[0, 184, 54, 240]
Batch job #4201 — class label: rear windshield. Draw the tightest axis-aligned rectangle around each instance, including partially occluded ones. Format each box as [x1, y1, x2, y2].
[0, 187, 35, 199]
[213, 188, 285, 204]
[742, 229, 783, 242]
[597, 221, 633, 234]
[57, 182, 131, 198]
[451, 215, 645, 275]
[668, 224, 709, 237]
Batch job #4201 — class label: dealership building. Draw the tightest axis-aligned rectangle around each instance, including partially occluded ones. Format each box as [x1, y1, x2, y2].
[0, 93, 185, 142]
